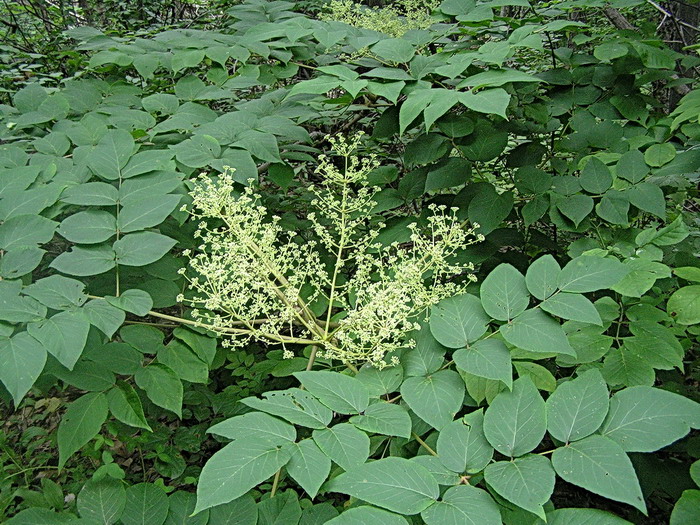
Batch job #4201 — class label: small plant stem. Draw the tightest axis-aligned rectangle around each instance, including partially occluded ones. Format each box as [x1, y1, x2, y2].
[324, 158, 350, 337]
[270, 468, 282, 497]
[86, 295, 319, 345]
[3, 465, 59, 479]
[306, 346, 318, 371]
[412, 432, 438, 456]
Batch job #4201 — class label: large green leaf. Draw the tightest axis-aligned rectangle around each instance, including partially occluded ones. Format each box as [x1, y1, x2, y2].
[83, 299, 126, 338]
[459, 89, 511, 119]
[579, 157, 612, 194]
[429, 294, 489, 348]
[157, 340, 208, 383]
[421, 485, 501, 525]
[23, 275, 86, 310]
[294, 371, 370, 414]
[400, 370, 465, 430]
[106, 381, 151, 431]
[483, 376, 546, 457]
[668, 286, 700, 325]
[670, 490, 700, 525]
[602, 346, 655, 388]
[484, 455, 555, 519]
[0, 285, 46, 323]
[121, 483, 169, 525]
[480, 263, 530, 321]
[208, 412, 296, 446]
[350, 402, 412, 438]
[0, 332, 47, 405]
[286, 439, 331, 498]
[50, 244, 116, 276]
[403, 322, 445, 376]
[57, 392, 109, 469]
[207, 494, 257, 525]
[436, 410, 492, 474]
[453, 339, 512, 389]
[551, 435, 646, 513]
[540, 292, 602, 325]
[467, 185, 513, 234]
[0, 214, 57, 250]
[117, 194, 181, 233]
[546, 369, 609, 443]
[500, 309, 576, 356]
[105, 289, 153, 316]
[77, 477, 126, 525]
[58, 211, 117, 244]
[538, 508, 633, 524]
[371, 39, 415, 63]
[327, 457, 439, 515]
[87, 129, 135, 180]
[134, 364, 183, 417]
[164, 492, 209, 525]
[312, 423, 369, 471]
[599, 386, 700, 452]
[27, 310, 90, 370]
[194, 438, 291, 513]
[356, 364, 403, 396]
[525, 255, 561, 301]
[557, 256, 628, 293]
[114, 232, 176, 266]
[326, 506, 408, 525]
[458, 69, 541, 89]
[241, 388, 333, 429]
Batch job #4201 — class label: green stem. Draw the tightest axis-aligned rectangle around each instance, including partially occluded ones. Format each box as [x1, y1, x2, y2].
[270, 468, 282, 497]
[412, 432, 437, 456]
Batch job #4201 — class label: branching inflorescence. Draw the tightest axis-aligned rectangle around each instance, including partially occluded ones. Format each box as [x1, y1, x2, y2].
[178, 134, 483, 368]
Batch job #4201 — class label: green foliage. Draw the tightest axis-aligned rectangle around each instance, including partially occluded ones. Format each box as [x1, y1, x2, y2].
[2, 0, 700, 523]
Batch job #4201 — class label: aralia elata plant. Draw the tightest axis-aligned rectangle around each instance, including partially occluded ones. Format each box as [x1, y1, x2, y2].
[177, 133, 483, 370]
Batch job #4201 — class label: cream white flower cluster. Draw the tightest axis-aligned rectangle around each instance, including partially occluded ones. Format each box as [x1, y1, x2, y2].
[178, 134, 482, 368]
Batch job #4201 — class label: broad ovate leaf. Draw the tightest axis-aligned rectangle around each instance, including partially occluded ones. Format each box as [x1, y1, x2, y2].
[546, 369, 609, 443]
[551, 435, 646, 513]
[326, 457, 439, 515]
[599, 386, 700, 452]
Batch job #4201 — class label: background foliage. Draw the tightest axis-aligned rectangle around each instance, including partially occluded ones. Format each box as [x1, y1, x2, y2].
[2, 0, 700, 523]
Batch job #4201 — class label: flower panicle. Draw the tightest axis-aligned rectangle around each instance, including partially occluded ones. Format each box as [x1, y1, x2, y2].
[177, 138, 482, 369]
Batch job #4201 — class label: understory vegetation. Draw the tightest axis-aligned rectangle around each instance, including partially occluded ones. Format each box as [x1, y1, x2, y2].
[2, 0, 700, 523]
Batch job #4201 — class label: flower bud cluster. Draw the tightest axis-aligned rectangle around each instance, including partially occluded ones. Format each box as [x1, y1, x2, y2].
[178, 137, 481, 368]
